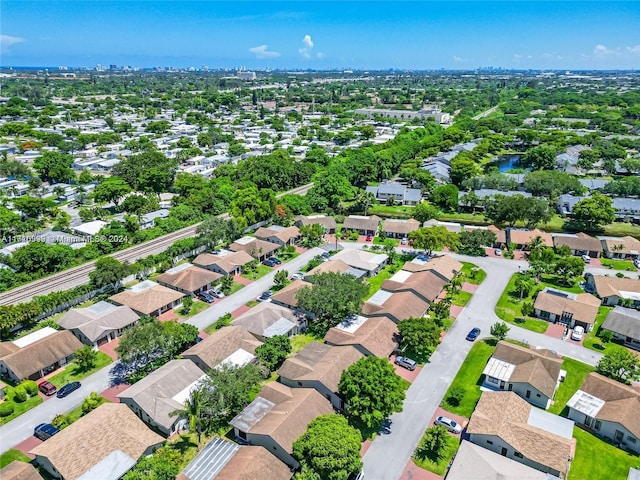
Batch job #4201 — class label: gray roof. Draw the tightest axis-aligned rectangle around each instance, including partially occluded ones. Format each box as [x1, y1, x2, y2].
[579, 179, 610, 190]
[57, 301, 139, 342]
[602, 305, 640, 340]
[180, 437, 239, 480]
[466, 189, 532, 200]
[421, 161, 450, 180]
[231, 303, 301, 338]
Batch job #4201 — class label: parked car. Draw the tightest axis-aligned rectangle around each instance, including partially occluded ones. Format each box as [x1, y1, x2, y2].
[210, 289, 225, 298]
[38, 380, 57, 396]
[198, 292, 215, 303]
[394, 356, 417, 371]
[256, 291, 273, 302]
[465, 327, 481, 342]
[262, 258, 276, 267]
[571, 326, 585, 341]
[434, 416, 462, 434]
[401, 237, 408, 245]
[366, 235, 373, 242]
[634, 258, 640, 269]
[270, 257, 282, 265]
[494, 248, 502, 256]
[56, 381, 81, 398]
[34, 423, 60, 441]
[290, 272, 304, 281]
[581, 254, 591, 263]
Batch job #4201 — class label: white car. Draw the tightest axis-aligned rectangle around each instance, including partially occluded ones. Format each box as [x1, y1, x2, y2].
[434, 416, 462, 434]
[571, 326, 585, 341]
[581, 255, 591, 264]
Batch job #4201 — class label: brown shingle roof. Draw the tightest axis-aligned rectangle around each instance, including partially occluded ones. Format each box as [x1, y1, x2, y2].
[491, 341, 563, 398]
[401, 255, 463, 282]
[553, 232, 603, 253]
[270, 280, 313, 308]
[533, 290, 600, 326]
[109, 282, 184, 316]
[57, 302, 139, 343]
[601, 236, 640, 256]
[591, 275, 640, 299]
[509, 228, 553, 248]
[342, 215, 381, 232]
[488, 225, 506, 244]
[381, 218, 420, 236]
[362, 291, 429, 323]
[216, 446, 292, 480]
[381, 270, 446, 303]
[324, 316, 399, 358]
[466, 392, 573, 478]
[0, 461, 42, 480]
[229, 238, 280, 257]
[30, 403, 164, 480]
[254, 226, 300, 244]
[294, 215, 337, 231]
[231, 302, 304, 338]
[0, 331, 83, 381]
[577, 372, 640, 438]
[182, 326, 263, 371]
[155, 265, 222, 293]
[304, 259, 351, 277]
[277, 343, 364, 393]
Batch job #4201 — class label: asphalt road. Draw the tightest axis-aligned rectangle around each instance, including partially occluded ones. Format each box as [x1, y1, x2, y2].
[362, 252, 603, 480]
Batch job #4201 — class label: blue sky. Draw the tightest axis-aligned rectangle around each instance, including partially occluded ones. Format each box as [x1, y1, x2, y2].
[1, 1, 639, 69]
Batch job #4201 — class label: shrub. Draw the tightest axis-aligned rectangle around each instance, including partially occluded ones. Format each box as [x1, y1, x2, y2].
[599, 330, 613, 343]
[616, 272, 625, 278]
[521, 300, 534, 317]
[21, 380, 38, 396]
[0, 401, 15, 417]
[447, 386, 465, 407]
[52, 413, 71, 429]
[12, 386, 27, 403]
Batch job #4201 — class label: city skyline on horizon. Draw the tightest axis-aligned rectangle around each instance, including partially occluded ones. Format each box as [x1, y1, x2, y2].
[1, 1, 639, 70]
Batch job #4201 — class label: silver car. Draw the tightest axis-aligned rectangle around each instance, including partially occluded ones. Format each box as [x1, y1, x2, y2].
[394, 356, 417, 371]
[434, 415, 462, 434]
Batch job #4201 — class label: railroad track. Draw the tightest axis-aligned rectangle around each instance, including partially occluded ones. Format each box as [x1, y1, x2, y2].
[0, 183, 314, 306]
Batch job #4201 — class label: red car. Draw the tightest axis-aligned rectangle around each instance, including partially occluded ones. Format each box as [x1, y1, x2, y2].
[366, 235, 373, 242]
[38, 381, 57, 396]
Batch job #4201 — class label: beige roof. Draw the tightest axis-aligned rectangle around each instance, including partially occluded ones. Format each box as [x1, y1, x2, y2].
[229, 238, 280, 257]
[488, 225, 507, 244]
[601, 236, 640, 256]
[305, 259, 351, 277]
[57, 301, 139, 342]
[231, 302, 304, 338]
[533, 290, 600, 326]
[382, 270, 446, 303]
[182, 326, 263, 371]
[591, 275, 640, 299]
[216, 446, 292, 480]
[381, 218, 420, 235]
[0, 331, 83, 381]
[116, 359, 205, 431]
[196, 250, 255, 274]
[490, 341, 563, 398]
[294, 215, 337, 230]
[30, 403, 164, 480]
[231, 383, 333, 452]
[270, 280, 313, 308]
[509, 229, 553, 248]
[402, 255, 463, 282]
[553, 232, 603, 253]
[466, 391, 573, 477]
[277, 343, 364, 393]
[343, 215, 381, 232]
[577, 372, 640, 438]
[155, 265, 222, 293]
[362, 291, 429, 323]
[324, 316, 399, 358]
[254, 226, 300, 244]
[0, 461, 42, 480]
[109, 282, 184, 315]
[332, 248, 388, 272]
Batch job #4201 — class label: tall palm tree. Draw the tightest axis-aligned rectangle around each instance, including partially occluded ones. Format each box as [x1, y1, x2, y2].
[170, 388, 205, 449]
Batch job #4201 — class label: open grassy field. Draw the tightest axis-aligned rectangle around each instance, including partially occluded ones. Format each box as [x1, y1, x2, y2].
[48, 351, 113, 388]
[599, 258, 637, 271]
[460, 262, 487, 285]
[569, 427, 640, 480]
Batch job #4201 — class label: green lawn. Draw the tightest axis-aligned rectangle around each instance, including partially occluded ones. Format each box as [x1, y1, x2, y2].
[460, 262, 487, 285]
[0, 388, 44, 425]
[241, 264, 272, 280]
[368, 204, 415, 218]
[582, 306, 624, 355]
[0, 449, 31, 468]
[600, 258, 637, 271]
[290, 333, 322, 355]
[244, 300, 259, 308]
[451, 290, 472, 307]
[440, 339, 496, 417]
[569, 427, 640, 480]
[176, 300, 210, 318]
[412, 432, 459, 476]
[228, 281, 245, 295]
[548, 358, 595, 415]
[48, 351, 113, 388]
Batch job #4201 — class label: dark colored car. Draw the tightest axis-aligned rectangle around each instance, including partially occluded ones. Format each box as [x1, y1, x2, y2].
[466, 327, 481, 342]
[198, 292, 215, 303]
[270, 257, 282, 265]
[262, 258, 276, 267]
[34, 423, 60, 441]
[38, 380, 57, 396]
[56, 381, 81, 398]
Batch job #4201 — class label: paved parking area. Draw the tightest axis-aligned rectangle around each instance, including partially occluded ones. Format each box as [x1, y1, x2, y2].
[98, 337, 120, 360]
[449, 305, 464, 318]
[231, 304, 251, 318]
[399, 460, 443, 480]
[429, 407, 468, 439]
[158, 309, 179, 322]
[545, 323, 566, 339]
[13, 435, 41, 458]
[99, 383, 129, 403]
[461, 282, 478, 293]
[390, 355, 421, 383]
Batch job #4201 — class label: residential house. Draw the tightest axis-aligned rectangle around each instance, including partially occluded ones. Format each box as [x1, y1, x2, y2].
[458, 189, 532, 211]
[229, 383, 333, 468]
[229, 236, 281, 261]
[193, 250, 254, 276]
[270, 280, 314, 315]
[139, 209, 170, 230]
[254, 225, 300, 246]
[466, 391, 575, 479]
[552, 232, 603, 258]
[109, 280, 184, 317]
[423, 219, 463, 233]
[481, 341, 564, 409]
[567, 372, 640, 453]
[579, 179, 610, 191]
[602, 306, 640, 351]
[155, 263, 222, 297]
[57, 301, 139, 348]
[303, 258, 366, 280]
[294, 215, 337, 234]
[507, 229, 554, 250]
[585, 273, 640, 307]
[446, 440, 556, 480]
[182, 325, 263, 372]
[558, 195, 640, 223]
[324, 314, 399, 358]
[361, 290, 430, 324]
[0, 328, 83, 383]
[600, 236, 640, 260]
[533, 288, 600, 331]
[381, 269, 448, 304]
[30, 403, 164, 480]
[342, 215, 382, 236]
[117, 359, 206, 436]
[278, 342, 364, 410]
[381, 218, 420, 239]
[331, 248, 388, 277]
[0, 461, 42, 480]
[71, 220, 107, 238]
[365, 183, 422, 205]
[231, 302, 306, 341]
[487, 225, 508, 248]
[177, 437, 292, 480]
[422, 160, 450, 182]
[402, 254, 463, 283]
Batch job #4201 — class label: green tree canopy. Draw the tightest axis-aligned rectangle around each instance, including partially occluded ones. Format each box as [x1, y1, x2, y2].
[412, 201, 440, 224]
[520, 145, 558, 170]
[458, 229, 497, 256]
[571, 193, 615, 231]
[255, 335, 292, 371]
[408, 226, 459, 254]
[32, 151, 74, 183]
[93, 177, 132, 206]
[596, 348, 640, 384]
[398, 317, 442, 358]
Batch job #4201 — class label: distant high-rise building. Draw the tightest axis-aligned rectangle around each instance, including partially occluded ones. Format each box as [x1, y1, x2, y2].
[237, 71, 256, 80]
[96, 64, 106, 71]
[109, 64, 117, 71]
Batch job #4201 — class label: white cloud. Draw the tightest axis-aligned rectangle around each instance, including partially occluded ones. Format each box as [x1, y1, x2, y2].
[593, 44, 615, 56]
[626, 45, 640, 55]
[316, 52, 326, 59]
[513, 53, 524, 60]
[299, 34, 315, 59]
[0, 35, 25, 52]
[302, 34, 314, 48]
[452, 55, 465, 62]
[249, 45, 280, 59]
